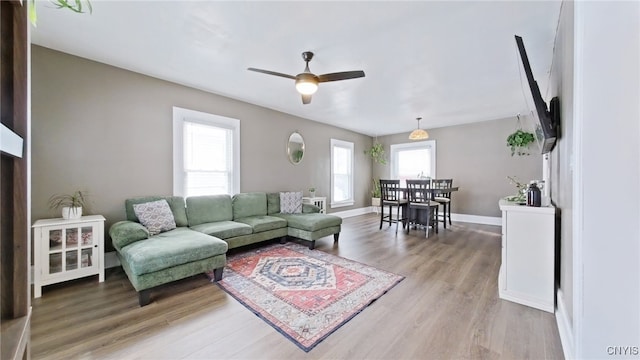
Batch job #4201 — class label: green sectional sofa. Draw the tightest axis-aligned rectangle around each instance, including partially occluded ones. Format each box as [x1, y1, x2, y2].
[109, 192, 342, 306]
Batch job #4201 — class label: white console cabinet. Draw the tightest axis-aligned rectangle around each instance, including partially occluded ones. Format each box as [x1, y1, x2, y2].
[498, 200, 555, 313]
[302, 196, 326, 214]
[32, 215, 105, 298]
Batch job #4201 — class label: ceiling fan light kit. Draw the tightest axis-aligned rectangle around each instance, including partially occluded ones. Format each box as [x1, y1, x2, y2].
[248, 51, 365, 104]
[295, 74, 319, 95]
[409, 117, 429, 140]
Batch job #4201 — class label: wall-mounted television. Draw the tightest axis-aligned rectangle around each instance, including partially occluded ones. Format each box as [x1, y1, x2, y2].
[514, 35, 559, 154]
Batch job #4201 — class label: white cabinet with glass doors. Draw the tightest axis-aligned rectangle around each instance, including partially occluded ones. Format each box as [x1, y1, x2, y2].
[32, 215, 105, 298]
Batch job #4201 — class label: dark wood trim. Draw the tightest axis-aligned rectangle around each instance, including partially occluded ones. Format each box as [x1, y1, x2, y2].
[0, 1, 30, 359]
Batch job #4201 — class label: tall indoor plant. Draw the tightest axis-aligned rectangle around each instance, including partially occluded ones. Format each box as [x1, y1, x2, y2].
[371, 178, 381, 207]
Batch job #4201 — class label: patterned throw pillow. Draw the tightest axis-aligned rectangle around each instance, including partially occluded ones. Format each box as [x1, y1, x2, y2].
[133, 199, 177, 236]
[279, 191, 303, 214]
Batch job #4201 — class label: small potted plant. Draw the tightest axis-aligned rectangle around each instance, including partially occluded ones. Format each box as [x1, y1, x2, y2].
[308, 187, 316, 198]
[48, 190, 88, 220]
[505, 176, 528, 202]
[371, 178, 381, 207]
[506, 129, 536, 156]
[364, 142, 387, 165]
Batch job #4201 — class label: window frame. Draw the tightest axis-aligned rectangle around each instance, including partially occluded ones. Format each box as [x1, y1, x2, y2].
[390, 140, 437, 185]
[330, 138, 355, 208]
[172, 106, 240, 197]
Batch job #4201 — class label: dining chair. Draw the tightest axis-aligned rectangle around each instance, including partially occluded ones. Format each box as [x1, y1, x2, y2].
[379, 179, 408, 235]
[405, 179, 439, 237]
[431, 178, 453, 228]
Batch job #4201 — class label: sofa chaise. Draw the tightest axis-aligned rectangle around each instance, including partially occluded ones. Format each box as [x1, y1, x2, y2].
[109, 192, 342, 306]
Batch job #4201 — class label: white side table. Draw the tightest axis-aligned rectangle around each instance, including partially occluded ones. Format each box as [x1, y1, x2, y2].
[32, 215, 105, 298]
[302, 196, 327, 214]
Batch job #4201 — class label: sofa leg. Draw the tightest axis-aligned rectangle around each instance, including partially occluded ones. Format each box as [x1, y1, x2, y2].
[308, 240, 315, 250]
[280, 236, 287, 244]
[212, 267, 223, 282]
[138, 290, 151, 307]
[334, 233, 340, 243]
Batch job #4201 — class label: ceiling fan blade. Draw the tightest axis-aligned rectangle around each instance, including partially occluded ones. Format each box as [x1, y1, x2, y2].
[301, 94, 312, 105]
[247, 68, 296, 80]
[317, 70, 365, 83]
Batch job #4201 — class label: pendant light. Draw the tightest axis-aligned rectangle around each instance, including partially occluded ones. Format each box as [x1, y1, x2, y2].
[409, 117, 429, 140]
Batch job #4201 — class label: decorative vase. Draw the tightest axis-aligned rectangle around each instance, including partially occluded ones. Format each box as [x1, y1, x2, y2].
[372, 197, 381, 207]
[62, 206, 82, 220]
[309, 191, 316, 198]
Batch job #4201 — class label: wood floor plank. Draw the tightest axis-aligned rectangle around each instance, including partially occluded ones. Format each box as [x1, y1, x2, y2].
[30, 214, 564, 359]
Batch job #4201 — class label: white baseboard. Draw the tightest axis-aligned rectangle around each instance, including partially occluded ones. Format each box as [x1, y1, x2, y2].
[330, 207, 372, 218]
[556, 289, 574, 359]
[363, 207, 501, 226]
[450, 213, 502, 226]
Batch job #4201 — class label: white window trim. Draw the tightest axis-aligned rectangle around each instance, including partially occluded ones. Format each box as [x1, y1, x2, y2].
[390, 140, 437, 181]
[172, 106, 240, 197]
[330, 138, 355, 208]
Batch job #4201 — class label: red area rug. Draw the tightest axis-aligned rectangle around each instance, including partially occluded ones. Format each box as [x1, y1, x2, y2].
[208, 242, 404, 352]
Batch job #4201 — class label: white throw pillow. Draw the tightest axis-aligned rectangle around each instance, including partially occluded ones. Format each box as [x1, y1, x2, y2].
[133, 199, 177, 235]
[280, 191, 303, 214]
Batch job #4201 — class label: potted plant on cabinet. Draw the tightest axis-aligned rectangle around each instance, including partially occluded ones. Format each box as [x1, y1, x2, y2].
[308, 187, 316, 198]
[48, 190, 88, 220]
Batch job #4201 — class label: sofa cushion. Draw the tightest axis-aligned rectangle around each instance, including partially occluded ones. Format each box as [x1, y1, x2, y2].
[126, 196, 188, 227]
[186, 195, 233, 226]
[280, 191, 303, 214]
[190, 220, 253, 239]
[266, 192, 280, 215]
[232, 192, 267, 219]
[119, 227, 228, 276]
[234, 215, 287, 233]
[274, 213, 343, 232]
[133, 200, 177, 235]
[109, 221, 150, 250]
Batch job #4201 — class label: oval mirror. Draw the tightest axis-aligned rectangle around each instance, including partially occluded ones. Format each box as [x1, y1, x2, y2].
[287, 131, 305, 165]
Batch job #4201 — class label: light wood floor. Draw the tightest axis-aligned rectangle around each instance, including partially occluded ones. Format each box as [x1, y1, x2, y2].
[31, 214, 564, 359]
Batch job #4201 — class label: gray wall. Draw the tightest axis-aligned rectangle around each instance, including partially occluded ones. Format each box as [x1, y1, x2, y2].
[31, 46, 373, 240]
[373, 118, 542, 218]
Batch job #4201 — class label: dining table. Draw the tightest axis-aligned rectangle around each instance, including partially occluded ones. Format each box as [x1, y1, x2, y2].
[397, 186, 459, 231]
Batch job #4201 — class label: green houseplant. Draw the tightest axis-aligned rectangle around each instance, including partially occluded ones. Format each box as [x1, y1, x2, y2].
[48, 190, 88, 219]
[364, 142, 387, 165]
[506, 129, 536, 156]
[308, 187, 316, 197]
[505, 176, 528, 202]
[371, 178, 381, 207]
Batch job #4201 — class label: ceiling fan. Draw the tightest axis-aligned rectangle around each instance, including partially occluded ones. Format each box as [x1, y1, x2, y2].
[248, 51, 365, 104]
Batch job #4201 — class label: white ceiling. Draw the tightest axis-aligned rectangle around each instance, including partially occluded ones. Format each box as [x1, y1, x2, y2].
[31, 1, 562, 137]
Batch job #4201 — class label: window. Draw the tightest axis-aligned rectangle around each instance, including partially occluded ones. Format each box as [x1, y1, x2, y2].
[390, 140, 436, 186]
[173, 107, 240, 197]
[330, 139, 354, 207]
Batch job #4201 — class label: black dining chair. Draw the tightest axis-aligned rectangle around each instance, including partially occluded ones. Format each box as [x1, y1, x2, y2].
[379, 179, 408, 235]
[431, 178, 453, 228]
[406, 179, 439, 237]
